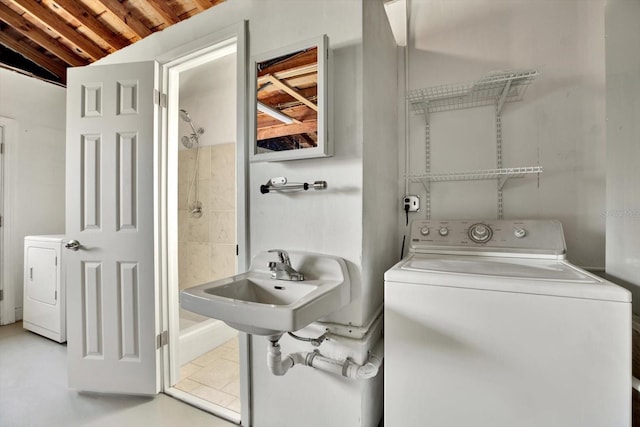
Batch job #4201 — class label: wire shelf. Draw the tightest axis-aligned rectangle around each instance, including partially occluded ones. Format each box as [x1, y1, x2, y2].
[407, 69, 538, 116]
[406, 166, 542, 190]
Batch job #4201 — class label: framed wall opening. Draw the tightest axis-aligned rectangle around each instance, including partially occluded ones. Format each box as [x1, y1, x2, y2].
[158, 23, 250, 425]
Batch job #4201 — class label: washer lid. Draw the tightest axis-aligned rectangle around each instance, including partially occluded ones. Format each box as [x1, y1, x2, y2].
[385, 254, 631, 302]
[403, 256, 593, 281]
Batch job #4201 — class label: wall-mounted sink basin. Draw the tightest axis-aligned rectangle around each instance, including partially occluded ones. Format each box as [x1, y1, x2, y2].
[180, 251, 351, 336]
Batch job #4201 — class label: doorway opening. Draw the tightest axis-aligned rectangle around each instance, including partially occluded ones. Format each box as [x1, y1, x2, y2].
[0, 118, 16, 326]
[161, 26, 249, 425]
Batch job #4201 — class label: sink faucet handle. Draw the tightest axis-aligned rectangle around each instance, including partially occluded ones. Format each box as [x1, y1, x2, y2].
[268, 249, 291, 265]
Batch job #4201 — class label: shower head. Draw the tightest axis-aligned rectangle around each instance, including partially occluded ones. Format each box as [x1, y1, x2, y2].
[179, 109, 192, 123]
[178, 108, 204, 146]
[181, 135, 194, 149]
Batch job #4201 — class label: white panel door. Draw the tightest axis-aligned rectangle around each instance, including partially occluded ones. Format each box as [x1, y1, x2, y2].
[66, 61, 159, 394]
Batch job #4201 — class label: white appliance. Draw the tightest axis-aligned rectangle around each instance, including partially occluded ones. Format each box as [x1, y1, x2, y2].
[23, 235, 66, 343]
[384, 220, 631, 427]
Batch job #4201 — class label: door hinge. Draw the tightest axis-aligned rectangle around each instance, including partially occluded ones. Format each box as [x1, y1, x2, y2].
[236, 244, 239, 256]
[0, 289, 3, 301]
[0, 214, 3, 227]
[0, 143, 4, 154]
[154, 90, 167, 108]
[156, 330, 169, 349]
[55, 290, 57, 301]
[55, 256, 57, 266]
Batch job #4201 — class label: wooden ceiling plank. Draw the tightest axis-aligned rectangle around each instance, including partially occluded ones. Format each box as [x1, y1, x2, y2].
[51, 0, 128, 50]
[265, 74, 319, 112]
[257, 49, 318, 77]
[257, 120, 318, 141]
[257, 105, 316, 129]
[99, 0, 153, 39]
[272, 64, 318, 81]
[0, 3, 87, 66]
[10, 0, 107, 60]
[145, 0, 181, 26]
[0, 30, 66, 78]
[191, 0, 211, 12]
[96, 0, 151, 40]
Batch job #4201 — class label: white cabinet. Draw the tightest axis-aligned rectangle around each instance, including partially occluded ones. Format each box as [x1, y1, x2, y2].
[23, 235, 66, 342]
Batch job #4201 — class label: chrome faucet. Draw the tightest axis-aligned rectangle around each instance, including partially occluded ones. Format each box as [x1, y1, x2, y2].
[268, 249, 305, 281]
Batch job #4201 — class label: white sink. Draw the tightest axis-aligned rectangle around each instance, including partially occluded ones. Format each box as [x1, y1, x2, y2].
[180, 251, 351, 336]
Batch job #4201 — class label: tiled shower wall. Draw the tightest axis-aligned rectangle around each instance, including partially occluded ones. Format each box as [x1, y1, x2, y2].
[178, 143, 236, 290]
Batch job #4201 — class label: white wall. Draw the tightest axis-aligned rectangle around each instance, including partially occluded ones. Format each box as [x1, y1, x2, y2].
[179, 53, 237, 148]
[404, 0, 607, 268]
[0, 69, 66, 323]
[92, 1, 394, 426]
[177, 53, 238, 290]
[362, 0, 401, 329]
[605, 0, 640, 312]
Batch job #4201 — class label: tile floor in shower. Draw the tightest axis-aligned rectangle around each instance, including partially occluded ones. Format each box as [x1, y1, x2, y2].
[175, 336, 241, 412]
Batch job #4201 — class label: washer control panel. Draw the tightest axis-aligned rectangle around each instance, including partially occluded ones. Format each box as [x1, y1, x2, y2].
[409, 219, 566, 256]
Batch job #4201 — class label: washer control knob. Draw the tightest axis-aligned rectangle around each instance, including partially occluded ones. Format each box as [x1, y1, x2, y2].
[514, 228, 527, 238]
[439, 227, 449, 237]
[468, 223, 493, 243]
[420, 226, 430, 236]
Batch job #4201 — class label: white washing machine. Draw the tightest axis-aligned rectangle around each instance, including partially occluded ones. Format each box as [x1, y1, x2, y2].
[23, 235, 66, 343]
[384, 220, 631, 427]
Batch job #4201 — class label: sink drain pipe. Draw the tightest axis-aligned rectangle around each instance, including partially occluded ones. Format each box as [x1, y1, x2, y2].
[266, 337, 384, 380]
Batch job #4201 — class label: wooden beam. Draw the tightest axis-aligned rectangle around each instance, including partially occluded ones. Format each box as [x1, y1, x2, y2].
[258, 73, 317, 96]
[272, 64, 317, 81]
[10, 0, 107, 60]
[146, 0, 180, 26]
[0, 3, 87, 66]
[264, 74, 318, 112]
[257, 120, 318, 141]
[0, 30, 67, 78]
[90, 0, 151, 40]
[52, 0, 129, 50]
[258, 86, 317, 107]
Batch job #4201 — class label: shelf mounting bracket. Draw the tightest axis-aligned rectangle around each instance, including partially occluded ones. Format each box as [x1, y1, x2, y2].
[422, 101, 430, 124]
[497, 176, 509, 191]
[496, 78, 512, 115]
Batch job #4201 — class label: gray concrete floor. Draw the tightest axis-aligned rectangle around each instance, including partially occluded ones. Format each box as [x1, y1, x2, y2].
[0, 322, 236, 427]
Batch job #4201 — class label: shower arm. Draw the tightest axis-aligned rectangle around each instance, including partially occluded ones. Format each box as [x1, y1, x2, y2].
[187, 121, 201, 137]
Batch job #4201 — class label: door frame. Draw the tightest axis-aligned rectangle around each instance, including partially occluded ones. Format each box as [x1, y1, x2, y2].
[156, 22, 251, 425]
[0, 117, 16, 325]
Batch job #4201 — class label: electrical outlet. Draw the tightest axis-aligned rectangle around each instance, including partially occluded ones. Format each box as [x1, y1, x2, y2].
[403, 195, 420, 212]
